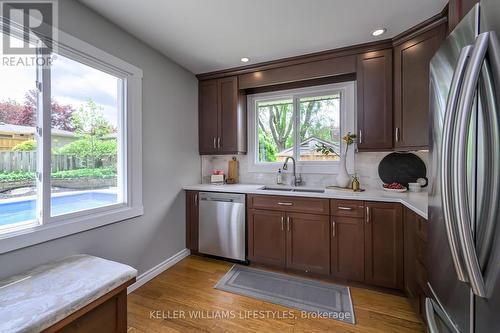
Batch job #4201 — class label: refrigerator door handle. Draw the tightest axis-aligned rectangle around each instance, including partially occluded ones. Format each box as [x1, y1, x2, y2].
[425, 298, 461, 333]
[426, 283, 462, 333]
[476, 58, 500, 270]
[425, 298, 440, 333]
[441, 45, 473, 282]
[454, 32, 490, 297]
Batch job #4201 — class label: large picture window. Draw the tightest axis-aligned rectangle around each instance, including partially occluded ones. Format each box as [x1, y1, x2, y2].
[248, 82, 355, 173]
[0, 23, 143, 252]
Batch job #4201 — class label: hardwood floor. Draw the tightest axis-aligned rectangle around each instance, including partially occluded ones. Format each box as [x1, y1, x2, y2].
[127, 255, 425, 333]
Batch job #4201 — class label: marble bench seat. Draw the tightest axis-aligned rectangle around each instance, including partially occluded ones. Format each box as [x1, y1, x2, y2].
[0, 254, 137, 333]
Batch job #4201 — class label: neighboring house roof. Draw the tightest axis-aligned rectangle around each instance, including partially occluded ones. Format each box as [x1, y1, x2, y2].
[277, 136, 340, 157]
[0, 123, 75, 137]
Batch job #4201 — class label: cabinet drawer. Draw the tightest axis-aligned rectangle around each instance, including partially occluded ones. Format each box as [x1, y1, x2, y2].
[248, 195, 329, 215]
[330, 200, 365, 218]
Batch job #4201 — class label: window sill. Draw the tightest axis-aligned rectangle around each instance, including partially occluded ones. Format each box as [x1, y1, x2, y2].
[0, 204, 143, 254]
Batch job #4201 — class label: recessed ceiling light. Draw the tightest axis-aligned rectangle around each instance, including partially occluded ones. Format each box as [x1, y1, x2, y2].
[371, 28, 387, 37]
[240, 57, 250, 63]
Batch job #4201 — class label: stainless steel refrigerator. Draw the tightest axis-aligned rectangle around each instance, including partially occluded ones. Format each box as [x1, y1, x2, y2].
[428, 1, 500, 332]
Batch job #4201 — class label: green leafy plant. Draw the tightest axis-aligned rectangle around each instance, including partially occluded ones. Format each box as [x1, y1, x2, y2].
[11, 139, 37, 151]
[51, 167, 116, 179]
[57, 138, 117, 160]
[315, 143, 335, 156]
[0, 171, 34, 182]
[0, 168, 116, 182]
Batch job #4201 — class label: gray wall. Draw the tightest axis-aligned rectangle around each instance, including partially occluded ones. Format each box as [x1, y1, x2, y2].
[0, 0, 199, 279]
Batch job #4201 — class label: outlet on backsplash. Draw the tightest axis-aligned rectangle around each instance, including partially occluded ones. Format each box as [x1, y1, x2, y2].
[201, 152, 429, 190]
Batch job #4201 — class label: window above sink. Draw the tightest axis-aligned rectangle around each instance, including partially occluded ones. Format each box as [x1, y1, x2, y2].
[247, 82, 355, 174]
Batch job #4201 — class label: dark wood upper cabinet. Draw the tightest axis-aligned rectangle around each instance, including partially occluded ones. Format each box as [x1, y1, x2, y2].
[448, 0, 478, 32]
[247, 209, 286, 267]
[198, 76, 246, 155]
[331, 215, 365, 282]
[356, 49, 393, 151]
[185, 191, 199, 252]
[393, 24, 446, 150]
[364, 201, 404, 289]
[286, 212, 330, 275]
[199, 80, 219, 154]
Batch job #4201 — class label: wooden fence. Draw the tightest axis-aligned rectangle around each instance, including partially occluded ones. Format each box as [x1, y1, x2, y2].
[0, 151, 116, 172]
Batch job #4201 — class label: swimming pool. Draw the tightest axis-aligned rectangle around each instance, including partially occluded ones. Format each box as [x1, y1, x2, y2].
[0, 192, 118, 227]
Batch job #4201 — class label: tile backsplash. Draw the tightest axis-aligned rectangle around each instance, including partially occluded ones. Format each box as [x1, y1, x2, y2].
[201, 151, 428, 189]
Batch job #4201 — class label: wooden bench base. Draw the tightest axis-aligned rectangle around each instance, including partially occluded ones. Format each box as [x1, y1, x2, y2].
[42, 278, 135, 333]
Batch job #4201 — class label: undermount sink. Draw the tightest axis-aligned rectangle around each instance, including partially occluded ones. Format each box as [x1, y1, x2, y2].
[261, 186, 325, 194]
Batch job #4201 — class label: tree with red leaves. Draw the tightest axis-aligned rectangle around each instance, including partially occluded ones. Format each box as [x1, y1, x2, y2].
[0, 90, 76, 131]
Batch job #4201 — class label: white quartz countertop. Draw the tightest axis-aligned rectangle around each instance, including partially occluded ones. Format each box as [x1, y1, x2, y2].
[0, 254, 137, 333]
[183, 183, 428, 219]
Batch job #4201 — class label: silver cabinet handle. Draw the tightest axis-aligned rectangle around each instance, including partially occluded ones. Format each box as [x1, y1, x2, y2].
[366, 206, 370, 223]
[287, 217, 291, 232]
[338, 206, 353, 211]
[213, 137, 216, 149]
[281, 216, 284, 231]
[194, 193, 198, 206]
[441, 45, 472, 283]
[454, 32, 490, 297]
[395, 127, 400, 142]
[278, 202, 293, 206]
[217, 137, 221, 149]
[358, 130, 362, 144]
[332, 220, 336, 238]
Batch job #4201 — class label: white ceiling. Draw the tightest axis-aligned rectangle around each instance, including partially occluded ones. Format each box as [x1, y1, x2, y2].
[79, 0, 447, 74]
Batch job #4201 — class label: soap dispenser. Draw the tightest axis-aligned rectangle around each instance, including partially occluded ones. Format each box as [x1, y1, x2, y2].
[276, 169, 283, 185]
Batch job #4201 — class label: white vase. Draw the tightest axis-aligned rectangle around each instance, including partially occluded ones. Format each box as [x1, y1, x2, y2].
[336, 153, 350, 188]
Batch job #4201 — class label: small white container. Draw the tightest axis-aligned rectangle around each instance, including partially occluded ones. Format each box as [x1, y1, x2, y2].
[408, 182, 421, 192]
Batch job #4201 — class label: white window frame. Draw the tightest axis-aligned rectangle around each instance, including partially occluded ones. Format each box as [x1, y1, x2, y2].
[247, 82, 356, 174]
[0, 24, 143, 254]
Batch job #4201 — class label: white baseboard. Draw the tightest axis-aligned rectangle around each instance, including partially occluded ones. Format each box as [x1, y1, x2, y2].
[127, 248, 191, 294]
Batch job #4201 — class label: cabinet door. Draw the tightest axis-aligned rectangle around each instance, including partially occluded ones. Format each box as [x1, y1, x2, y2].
[247, 209, 286, 267]
[199, 79, 219, 154]
[286, 212, 330, 275]
[185, 191, 199, 252]
[365, 202, 403, 289]
[331, 216, 365, 282]
[357, 49, 393, 151]
[218, 76, 239, 153]
[394, 24, 445, 150]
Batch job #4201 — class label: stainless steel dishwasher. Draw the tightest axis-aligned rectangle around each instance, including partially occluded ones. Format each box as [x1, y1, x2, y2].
[198, 192, 246, 261]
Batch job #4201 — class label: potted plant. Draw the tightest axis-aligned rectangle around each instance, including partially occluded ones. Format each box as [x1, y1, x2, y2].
[316, 132, 356, 188]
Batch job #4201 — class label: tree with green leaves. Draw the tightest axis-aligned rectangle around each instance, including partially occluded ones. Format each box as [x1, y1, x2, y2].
[71, 99, 113, 138]
[59, 99, 116, 168]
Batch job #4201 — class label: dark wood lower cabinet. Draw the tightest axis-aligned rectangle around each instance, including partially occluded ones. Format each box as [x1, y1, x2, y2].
[365, 201, 404, 289]
[185, 191, 199, 252]
[286, 212, 330, 275]
[247, 209, 286, 267]
[403, 207, 429, 323]
[190, 193, 422, 301]
[330, 216, 365, 282]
